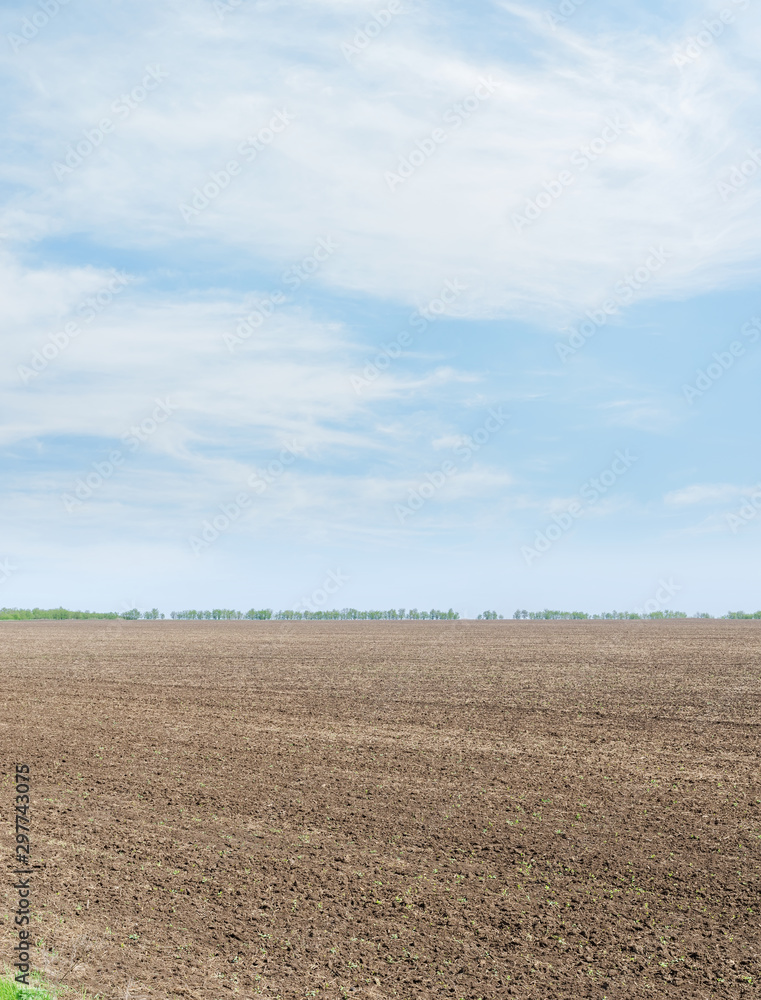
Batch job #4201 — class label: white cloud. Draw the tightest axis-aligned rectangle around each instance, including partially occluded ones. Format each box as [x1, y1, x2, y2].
[3, 0, 761, 610]
[665, 482, 751, 506]
[432, 433, 468, 450]
[2, 0, 761, 326]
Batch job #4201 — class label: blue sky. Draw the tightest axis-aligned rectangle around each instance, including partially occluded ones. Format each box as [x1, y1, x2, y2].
[2, 0, 760, 617]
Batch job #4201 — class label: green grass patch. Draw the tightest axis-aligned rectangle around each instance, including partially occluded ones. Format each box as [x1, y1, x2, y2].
[0, 978, 55, 1000]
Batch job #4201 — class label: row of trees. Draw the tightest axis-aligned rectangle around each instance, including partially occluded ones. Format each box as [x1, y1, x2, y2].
[2, 606, 759, 621]
[509, 609, 753, 620]
[0, 607, 121, 620]
[169, 608, 460, 620]
[1, 606, 461, 621]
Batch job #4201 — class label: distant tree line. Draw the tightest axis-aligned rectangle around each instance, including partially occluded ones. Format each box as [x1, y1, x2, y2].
[508, 609, 755, 620]
[0, 607, 121, 620]
[0, 606, 460, 621]
[168, 608, 460, 620]
[1, 606, 758, 621]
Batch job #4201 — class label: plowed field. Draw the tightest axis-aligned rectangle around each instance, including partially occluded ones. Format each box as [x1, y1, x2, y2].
[1, 620, 760, 999]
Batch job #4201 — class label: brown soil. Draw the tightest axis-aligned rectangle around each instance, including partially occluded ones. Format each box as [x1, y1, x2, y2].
[1, 619, 760, 999]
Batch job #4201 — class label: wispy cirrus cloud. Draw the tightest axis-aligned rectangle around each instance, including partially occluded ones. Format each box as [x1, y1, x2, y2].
[2, 0, 761, 612]
[2, 0, 761, 321]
